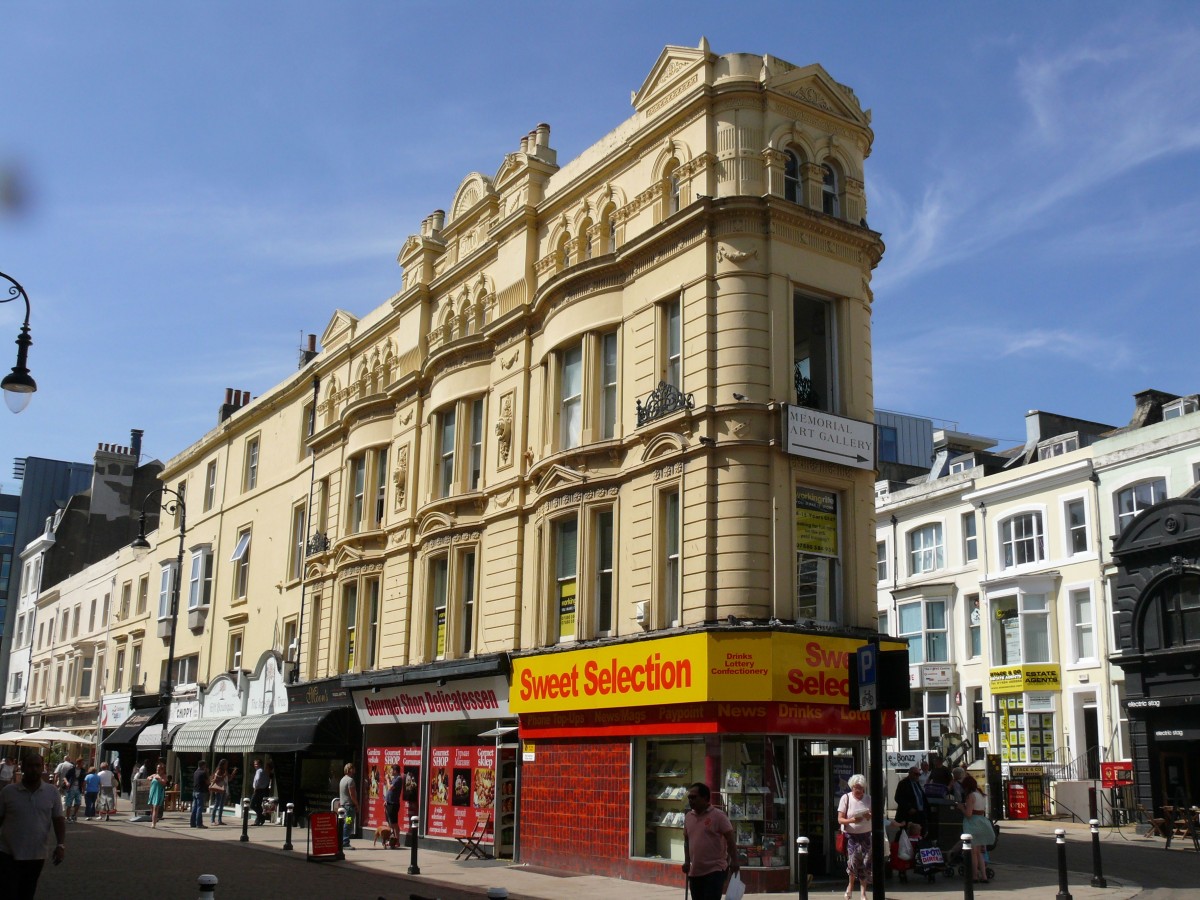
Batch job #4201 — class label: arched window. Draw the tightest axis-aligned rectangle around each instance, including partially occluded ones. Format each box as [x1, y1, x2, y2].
[822, 164, 839, 216]
[784, 150, 802, 204]
[1148, 572, 1200, 648]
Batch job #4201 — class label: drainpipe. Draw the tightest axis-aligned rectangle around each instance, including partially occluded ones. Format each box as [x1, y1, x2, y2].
[291, 374, 321, 683]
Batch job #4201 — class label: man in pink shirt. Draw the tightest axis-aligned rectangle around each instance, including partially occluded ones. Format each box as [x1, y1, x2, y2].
[682, 781, 738, 900]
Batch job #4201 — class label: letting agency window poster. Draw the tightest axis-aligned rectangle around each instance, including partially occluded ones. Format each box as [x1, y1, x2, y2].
[794, 488, 838, 556]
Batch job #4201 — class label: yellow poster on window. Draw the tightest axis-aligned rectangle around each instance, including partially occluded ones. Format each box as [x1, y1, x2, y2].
[795, 488, 838, 556]
[435, 608, 446, 658]
[559, 582, 576, 640]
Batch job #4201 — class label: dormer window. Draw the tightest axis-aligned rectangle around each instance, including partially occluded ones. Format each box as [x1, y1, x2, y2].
[1163, 397, 1198, 420]
[1037, 434, 1079, 460]
[949, 456, 976, 474]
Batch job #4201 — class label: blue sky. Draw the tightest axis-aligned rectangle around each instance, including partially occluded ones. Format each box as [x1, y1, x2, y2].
[3, 2, 1198, 485]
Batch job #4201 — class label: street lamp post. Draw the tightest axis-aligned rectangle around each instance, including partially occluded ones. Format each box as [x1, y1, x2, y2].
[0, 270, 37, 413]
[130, 486, 186, 768]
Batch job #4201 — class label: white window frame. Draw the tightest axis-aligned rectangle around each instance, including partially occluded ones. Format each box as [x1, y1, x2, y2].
[1064, 497, 1089, 557]
[876, 540, 888, 584]
[966, 593, 982, 659]
[230, 529, 251, 600]
[1067, 585, 1097, 665]
[963, 511, 978, 563]
[999, 510, 1045, 569]
[244, 435, 260, 491]
[187, 546, 213, 610]
[600, 331, 618, 441]
[289, 502, 306, 581]
[990, 589, 1052, 665]
[1114, 477, 1167, 533]
[204, 460, 218, 511]
[908, 523, 944, 575]
[437, 407, 457, 498]
[157, 562, 176, 620]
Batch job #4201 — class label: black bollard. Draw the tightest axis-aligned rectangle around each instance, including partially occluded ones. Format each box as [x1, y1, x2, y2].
[408, 814, 421, 875]
[962, 833, 974, 900]
[1089, 819, 1106, 888]
[239, 798, 250, 843]
[197, 873, 218, 900]
[283, 802, 294, 851]
[1055, 828, 1073, 900]
[796, 836, 809, 900]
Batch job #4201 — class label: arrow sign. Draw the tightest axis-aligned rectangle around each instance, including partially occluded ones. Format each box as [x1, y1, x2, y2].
[783, 406, 876, 470]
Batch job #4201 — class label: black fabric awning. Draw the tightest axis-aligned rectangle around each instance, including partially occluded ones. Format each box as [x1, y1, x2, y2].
[255, 706, 357, 754]
[106, 707, 165, 745]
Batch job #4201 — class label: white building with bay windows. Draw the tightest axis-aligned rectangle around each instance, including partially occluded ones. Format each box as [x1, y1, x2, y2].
[877, 391, 1200, 817]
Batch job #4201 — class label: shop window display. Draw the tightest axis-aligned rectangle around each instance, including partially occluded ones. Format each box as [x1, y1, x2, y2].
[635, 736, 788, 869]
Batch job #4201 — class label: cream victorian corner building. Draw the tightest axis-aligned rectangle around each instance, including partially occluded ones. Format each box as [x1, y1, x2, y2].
[72, 43, 886, 892]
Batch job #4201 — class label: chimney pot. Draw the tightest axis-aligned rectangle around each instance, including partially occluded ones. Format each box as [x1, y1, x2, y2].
[225, 388, 233, 404]
[307, 334, 316, 352]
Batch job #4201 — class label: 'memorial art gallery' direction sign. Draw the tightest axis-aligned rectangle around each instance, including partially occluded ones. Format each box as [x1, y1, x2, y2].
[784, 406, 875, 470]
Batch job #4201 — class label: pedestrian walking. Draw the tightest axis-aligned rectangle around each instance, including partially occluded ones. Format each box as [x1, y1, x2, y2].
[958, 774, 996, 882]
[58, 758, 83, 824]
[190, 760, 209, 829]
[83, 767, 100, 820]
[338, 763, 359, 848]
[148, 764, 167, 828]
[0, 756, 14, 787]
[251, 759, 272, 825]
[837, 773, 872, 900]
[209, 759, 235, 824]
[97, 763, 116, 822]
[681, 781, 738, 900]
[0, 751, 67, 900]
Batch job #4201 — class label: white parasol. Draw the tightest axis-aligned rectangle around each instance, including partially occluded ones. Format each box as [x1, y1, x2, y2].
[26, 729, 95, 745]
[0, 730, 50, 745]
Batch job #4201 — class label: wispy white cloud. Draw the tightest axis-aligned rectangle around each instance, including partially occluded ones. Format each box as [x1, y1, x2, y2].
[875, 18, 1200, 293]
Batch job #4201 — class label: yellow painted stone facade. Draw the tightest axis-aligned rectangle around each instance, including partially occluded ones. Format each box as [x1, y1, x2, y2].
[74, 43, 883, 714]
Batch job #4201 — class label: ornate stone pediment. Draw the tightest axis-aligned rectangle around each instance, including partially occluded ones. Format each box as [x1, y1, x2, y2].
[767, 64, 870, 127]
[321, 309, 358, 352]
[534, 463, 586, 496]
[632, 40, 710, 113]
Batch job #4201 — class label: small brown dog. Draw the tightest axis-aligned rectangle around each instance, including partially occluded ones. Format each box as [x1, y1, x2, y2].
[373, 825, 394, 847]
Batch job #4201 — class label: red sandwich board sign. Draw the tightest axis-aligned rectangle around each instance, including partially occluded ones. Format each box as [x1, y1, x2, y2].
[1006, 781, 1029, 820]
[308, 811, 343, 861]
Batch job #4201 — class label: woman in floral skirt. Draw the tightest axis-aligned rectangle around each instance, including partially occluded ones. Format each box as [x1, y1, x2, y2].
[837, 774, 873, 900]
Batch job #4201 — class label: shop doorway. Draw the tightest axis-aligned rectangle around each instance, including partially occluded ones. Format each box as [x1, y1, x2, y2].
[791, 739, 863, 879]
[1160, 752, 1193, 807]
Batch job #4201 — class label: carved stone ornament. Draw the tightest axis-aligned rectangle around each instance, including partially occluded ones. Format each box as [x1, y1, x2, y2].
[495, 393, 514, 465]
[392, 445, 409, 511]
[717, 244, 759, 265]
[1170, 555, 1187, 575]
[500, 350, 519, 370]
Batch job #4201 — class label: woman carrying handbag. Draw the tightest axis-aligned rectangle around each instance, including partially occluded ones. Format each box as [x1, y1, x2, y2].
[836, 774, 873, 900]
[208, 759, 236, 825]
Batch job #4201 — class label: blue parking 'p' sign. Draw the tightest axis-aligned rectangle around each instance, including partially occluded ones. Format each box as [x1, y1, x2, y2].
[857, 644, 877, 687]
